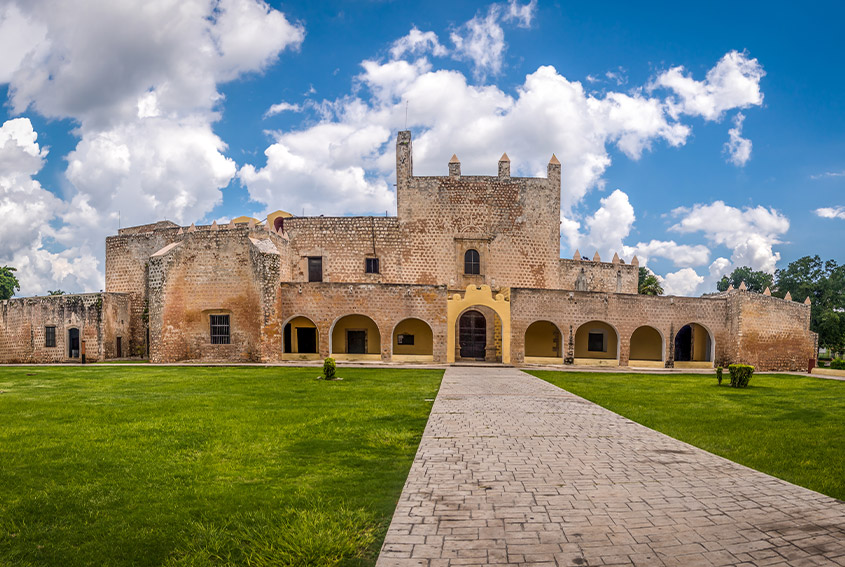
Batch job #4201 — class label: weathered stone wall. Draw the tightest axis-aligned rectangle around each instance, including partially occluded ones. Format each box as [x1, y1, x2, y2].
[277, 282, 448, 362]
[731, 291, 815, 371]
[510, 289, 731, 366]
[106, 224, 182, 356]
[0, 293, 130, 363]
[282, 217, 404, 283]
[147, 228, 284, 363]
[395, 131, 562, 290]
[559, 258, 638, 294]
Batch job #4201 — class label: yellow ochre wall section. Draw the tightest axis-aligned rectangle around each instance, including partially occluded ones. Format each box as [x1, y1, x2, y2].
[287, 316, 317, 353]
[331, 315, 381, 354]
[574, 320, 618, 359]
[629, 325, 662, 361]
[525, 321, 561, 357]
[393, 318, 434, 355]
[446, 285, 511, 363]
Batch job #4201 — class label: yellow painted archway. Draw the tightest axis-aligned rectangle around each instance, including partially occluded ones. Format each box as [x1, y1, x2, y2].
[447, 285, 511, 363]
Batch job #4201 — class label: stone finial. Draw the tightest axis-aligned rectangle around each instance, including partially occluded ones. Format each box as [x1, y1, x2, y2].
[247, 218, 255, 229]
[227, 219, 236, 229]
[611, 252, 620, 264]
[498, 152, 510, 178]
[763, 286, 771, 296]
[176, 227, 184, 235]
[784, 291, 792, 301]
[187, 223, 196, 233]
[739, 281, 747, 291]
[211, 220, 218, 231]
[592, 251, 601, 262]
[727, 284, 734, 291]
[573, 249, 581, 261]
[448, 154, 461, 177]
[804, 296, 811, 305]
[548, 154, 561, 189]
[631, 255, 639, 267]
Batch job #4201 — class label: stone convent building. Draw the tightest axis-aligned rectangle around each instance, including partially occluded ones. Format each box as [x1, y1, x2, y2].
[1, 131, 816, 370]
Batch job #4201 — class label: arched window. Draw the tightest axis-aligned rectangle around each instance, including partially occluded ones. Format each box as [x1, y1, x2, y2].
[464, 249, 480, 275]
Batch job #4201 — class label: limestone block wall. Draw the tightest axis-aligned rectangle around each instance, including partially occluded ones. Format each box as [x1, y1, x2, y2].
[277, 282, 448, 362]
[0, 293, 130, 363]
[730, 291, 815, 371]
[147, 229, 283, 363]
[106, 223, 182, 356]
[282, 217, 404, 283]
[394, 131, 562, 290]
[559, 258, 638, 294]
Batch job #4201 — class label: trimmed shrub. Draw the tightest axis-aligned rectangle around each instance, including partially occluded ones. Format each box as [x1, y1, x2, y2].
[831, 359, 845, 370]
[322, 357, 337, 380]
[728, 364, 754, 388]
[716, 366, 723, 385]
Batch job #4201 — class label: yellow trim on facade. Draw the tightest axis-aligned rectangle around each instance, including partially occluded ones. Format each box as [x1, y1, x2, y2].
[523, 356, 564, 365]
[628, 359, 664, 368]
[812, 367, 845, 377]
[573, 357, 619, 367]
[332, 353, 382, 362]
[392, 354, 435, 363]
[281, 353, 321, 361]
[674, 361, 713, 369]
[446, 285, 511, 364]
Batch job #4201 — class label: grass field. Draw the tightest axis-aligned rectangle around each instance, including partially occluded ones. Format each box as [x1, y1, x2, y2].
[528, 370, 845, 501]
[0, 366, 443, 566]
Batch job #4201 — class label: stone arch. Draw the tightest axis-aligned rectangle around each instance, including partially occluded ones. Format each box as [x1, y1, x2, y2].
[330, 314, 382, 361]
[674, 322, 714, 367]
[454, 305, 502, 362]
[629, 325, 664, 367]
[446, 285, 511, 363]
[574, 320, 619, 366]
[281, 315, 320, 360]
[524, 320, 563, 363]
[391, 318, 434, 362]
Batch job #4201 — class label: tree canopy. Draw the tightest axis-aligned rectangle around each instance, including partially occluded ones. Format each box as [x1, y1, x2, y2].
[0, 266, 21, 300]
[47, 290, 66, 296]
[638, 267, 664, 296]
[716, 266, 774, 293]
[774, 255, 845, 352]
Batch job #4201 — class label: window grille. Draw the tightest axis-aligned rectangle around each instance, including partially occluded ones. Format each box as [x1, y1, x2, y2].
[45, 326, 56, 348]
[210, 314, 231, 344]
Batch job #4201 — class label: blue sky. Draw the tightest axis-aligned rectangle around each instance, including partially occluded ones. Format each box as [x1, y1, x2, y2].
[0, 0, 842, 296]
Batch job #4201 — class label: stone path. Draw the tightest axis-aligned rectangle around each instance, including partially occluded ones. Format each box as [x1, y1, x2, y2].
[377, 367, 845, 567]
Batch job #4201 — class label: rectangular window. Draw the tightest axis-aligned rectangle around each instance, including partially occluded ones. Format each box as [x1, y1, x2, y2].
[45, 326, 56, 348]
[308, 256, 323, 282]
[587, 331, 605, 352]
[397, 333, 414, 345]
[210, 314, 231, 345]
[365, 257, 380, 274]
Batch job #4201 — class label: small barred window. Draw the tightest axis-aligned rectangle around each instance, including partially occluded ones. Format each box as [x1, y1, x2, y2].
[210, 315, 231, 345]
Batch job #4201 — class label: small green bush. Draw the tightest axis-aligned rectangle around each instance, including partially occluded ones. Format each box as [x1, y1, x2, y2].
[831, 359, 845, 370]
[728, 364, 754, 388]
[322, 357, 336, 380]
[716, 366, 723, 385]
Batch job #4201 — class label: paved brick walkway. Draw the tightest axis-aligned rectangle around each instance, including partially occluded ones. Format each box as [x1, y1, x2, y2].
[377, 367, 845, 567]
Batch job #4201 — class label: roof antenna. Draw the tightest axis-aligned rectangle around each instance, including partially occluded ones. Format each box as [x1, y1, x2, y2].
[404, 100, 409, 129]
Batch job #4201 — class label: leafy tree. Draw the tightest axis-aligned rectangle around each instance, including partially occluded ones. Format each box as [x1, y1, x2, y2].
[775, 255, 845, 352]
[0, 266, 21, 300]
[47, 289, 66, 296]
[716, 266, 774, 293]
[638, 267, 664, 295]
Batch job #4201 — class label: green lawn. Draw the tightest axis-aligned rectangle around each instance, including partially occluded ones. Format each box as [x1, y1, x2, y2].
[0, 366, 443, 566]
[528, 370, 845, 501]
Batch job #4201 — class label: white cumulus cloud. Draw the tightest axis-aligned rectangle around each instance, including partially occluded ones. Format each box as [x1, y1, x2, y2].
[504, 0, 537, 28]
[815, 206, 845, 220]
[724, 112, 752, 166]
[390, 27, 448, 59]
[660, 268, 704, 296]
[451, 5, 507, 80]
[653, 50, 765, 121]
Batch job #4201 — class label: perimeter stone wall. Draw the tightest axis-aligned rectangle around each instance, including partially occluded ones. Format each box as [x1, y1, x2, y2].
[0, 293, 130, 363]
